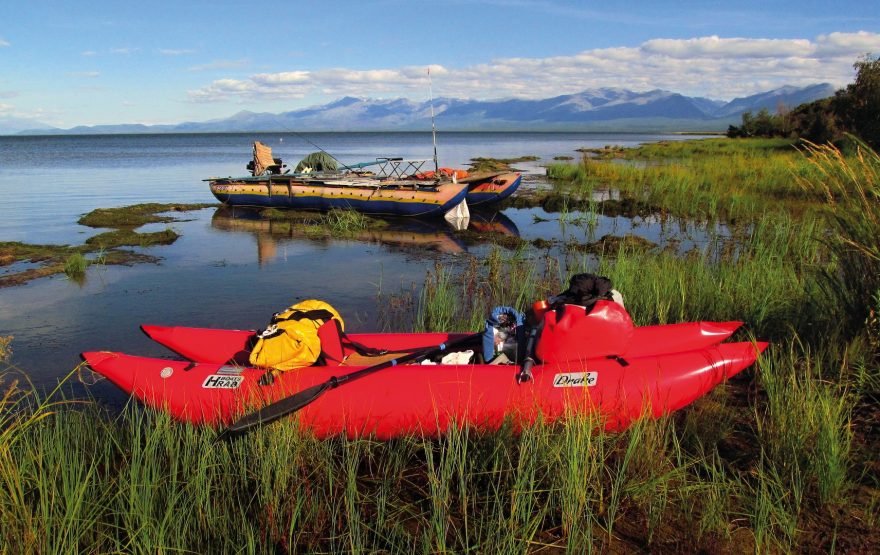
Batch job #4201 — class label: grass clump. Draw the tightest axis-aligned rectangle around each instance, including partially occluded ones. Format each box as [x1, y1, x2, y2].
[62, 253, 88, 280]
[324, 208, 372, 234]
[0, 336, 11, 361]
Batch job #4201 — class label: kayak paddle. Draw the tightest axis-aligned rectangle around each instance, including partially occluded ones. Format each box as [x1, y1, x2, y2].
[218, 331, 483, 439]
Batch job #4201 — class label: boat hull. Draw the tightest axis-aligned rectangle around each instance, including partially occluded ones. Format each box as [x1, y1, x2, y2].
[464, 172, 522, 206]
[209, 177, 469, 217]
[83, 341, 766, 439]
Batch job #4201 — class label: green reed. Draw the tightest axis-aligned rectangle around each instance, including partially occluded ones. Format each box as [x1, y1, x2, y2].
[795, 139, 880, 334]
[324, 208, 372, 233]
[62, 252, 88, 280]
[0, 363, 870, 553]
[547, 138, 829, 220]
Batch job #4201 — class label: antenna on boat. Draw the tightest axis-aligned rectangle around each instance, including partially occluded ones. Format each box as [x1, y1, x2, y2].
[428, 67, 439, 175]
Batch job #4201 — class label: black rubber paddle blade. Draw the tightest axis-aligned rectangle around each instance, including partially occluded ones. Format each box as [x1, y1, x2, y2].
[224, 381, 331, 436]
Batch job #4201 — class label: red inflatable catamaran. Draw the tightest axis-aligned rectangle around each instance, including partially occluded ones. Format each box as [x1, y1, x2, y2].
[82, 301, 767, 439]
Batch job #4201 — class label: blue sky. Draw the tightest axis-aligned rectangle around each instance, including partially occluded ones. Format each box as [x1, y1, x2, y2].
[1, 0, 878, 128]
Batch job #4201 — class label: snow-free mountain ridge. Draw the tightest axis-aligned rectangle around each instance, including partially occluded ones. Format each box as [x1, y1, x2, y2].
[4, 84, 836, 135]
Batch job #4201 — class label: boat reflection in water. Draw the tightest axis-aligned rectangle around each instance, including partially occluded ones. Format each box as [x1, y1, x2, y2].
[210, 207, 520, 264]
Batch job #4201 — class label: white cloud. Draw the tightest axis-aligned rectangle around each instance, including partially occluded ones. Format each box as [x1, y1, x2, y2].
[158, 48, 196, 56]
[188, 32, 880, 103]
[642, 36, 813, 59]
[69, 71, 101, 78]
[0, 38, 9, 47]
[82, 50, 97, 57]
[110, 47, 139, 55]
[0, 102, 56, 121]
[815, 31, 880, 57]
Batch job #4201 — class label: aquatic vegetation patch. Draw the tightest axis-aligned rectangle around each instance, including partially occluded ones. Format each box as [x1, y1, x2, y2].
[77, 202, 216, 228]
[505, 189, 661, 218]
[468, 155, 540, 172]
[84, 228, 180, 249]
[0, 202, 209, 287]
[0, 242, 160, 288]
[0, 241, 80, 264]
[257, 207, 387, 234]
[568, 233, 658, 255]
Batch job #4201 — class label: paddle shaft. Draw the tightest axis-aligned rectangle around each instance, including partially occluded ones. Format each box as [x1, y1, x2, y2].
[221, 331, 483, 437]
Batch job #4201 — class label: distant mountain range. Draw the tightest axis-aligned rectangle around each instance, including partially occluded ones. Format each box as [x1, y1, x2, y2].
[3, 83, 836, 135]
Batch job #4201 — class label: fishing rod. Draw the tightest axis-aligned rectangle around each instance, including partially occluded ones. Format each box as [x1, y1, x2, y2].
[276, 127, 356, 172]
[428, 67, 440, 175]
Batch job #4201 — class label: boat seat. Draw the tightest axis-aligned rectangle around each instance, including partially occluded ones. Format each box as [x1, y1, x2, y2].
[339, 351, 402, 367]
[317, 319, 345, 366]
[317, 319, 417, 367]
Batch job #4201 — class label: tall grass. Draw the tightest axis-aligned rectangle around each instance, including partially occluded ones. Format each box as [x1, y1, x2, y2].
[4, 383, 766, 553]
[795, 139, 880, 334]
[547, 138, 827, 220]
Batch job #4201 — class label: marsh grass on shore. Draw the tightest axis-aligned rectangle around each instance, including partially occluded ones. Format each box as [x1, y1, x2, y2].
[547, 138, 829, 220]
[2, 138, 879, 552]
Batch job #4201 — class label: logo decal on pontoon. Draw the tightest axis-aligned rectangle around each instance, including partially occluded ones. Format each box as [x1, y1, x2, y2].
[159, 367, 173, 379]
[553, 372, 598, 387]
[202, 375, 244, 389]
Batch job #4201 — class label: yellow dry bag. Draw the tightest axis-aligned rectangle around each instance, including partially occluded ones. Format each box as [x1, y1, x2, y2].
[249, 299, 344, 371]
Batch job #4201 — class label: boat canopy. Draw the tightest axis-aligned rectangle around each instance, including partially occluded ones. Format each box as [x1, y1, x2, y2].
[295, 151, 338, 173]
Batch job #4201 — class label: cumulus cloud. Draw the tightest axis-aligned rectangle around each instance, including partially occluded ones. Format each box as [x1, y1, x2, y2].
[816, 31, 880, 57]
[642, 36, 813, 59]
[188, 32, 880, 103]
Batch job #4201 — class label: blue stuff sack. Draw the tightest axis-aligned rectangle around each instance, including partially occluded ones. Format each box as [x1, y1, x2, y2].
[482, 306, 525, 363]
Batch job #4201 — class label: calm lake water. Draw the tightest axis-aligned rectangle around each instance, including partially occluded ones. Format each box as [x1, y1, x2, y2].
[0, 131, 716, 398]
